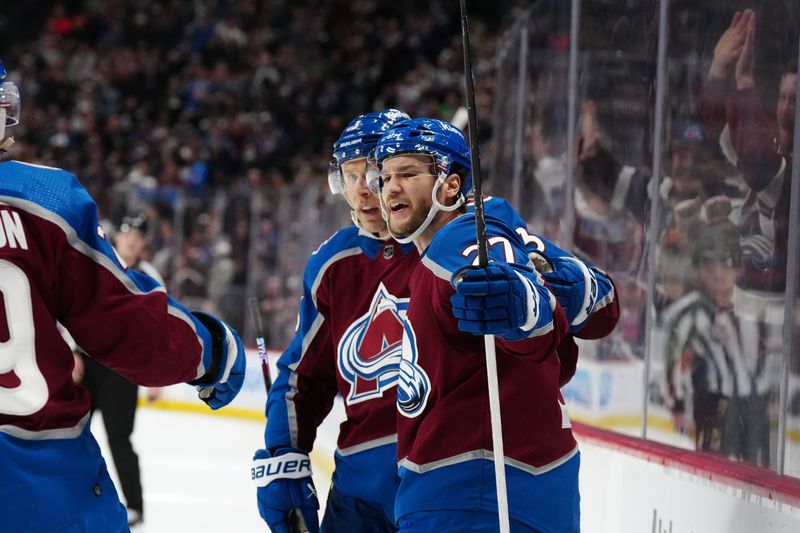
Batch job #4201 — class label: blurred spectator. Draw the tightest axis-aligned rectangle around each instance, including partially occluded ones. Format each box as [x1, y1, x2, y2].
[2, 0, 511, 348]
[698, 9, 796, 466]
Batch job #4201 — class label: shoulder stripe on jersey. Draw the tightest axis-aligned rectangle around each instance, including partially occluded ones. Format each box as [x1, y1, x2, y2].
[0, 195, 164, 297]
[309, 246, 362, 307]
[7, 160, 63, 172]
[337, 434, 397, 457]
[0, 413, 90, 440]
[420, 255, 452, 282]
[399, 444, 578, 476]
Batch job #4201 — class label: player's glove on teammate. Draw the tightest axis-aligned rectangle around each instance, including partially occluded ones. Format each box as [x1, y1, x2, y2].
[539, 255, 598, 332]
[450, 262, 539, 341]
[188, 311, 246, 409]
[253, 448, 320, 533]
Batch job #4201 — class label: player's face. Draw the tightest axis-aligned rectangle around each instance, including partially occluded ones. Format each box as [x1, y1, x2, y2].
[379, 154, 438, 237]
[341, 158, 386, 235]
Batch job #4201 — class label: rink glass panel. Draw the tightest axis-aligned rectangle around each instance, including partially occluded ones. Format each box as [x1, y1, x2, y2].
[490, 0, 800, 476]
[649, 0, 800, 473]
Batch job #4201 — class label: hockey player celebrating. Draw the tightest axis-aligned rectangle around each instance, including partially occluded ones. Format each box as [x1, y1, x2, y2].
[370, 118, 581, 532]
[0, 60, 246, 532]
[253, 110, 615, 532]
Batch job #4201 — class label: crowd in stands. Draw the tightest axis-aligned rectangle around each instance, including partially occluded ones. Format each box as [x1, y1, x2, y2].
[1, 0, 516, 345]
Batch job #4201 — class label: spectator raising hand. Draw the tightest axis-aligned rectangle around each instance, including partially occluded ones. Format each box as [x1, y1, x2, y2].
[709, 9, 754, 82]
[735, 12, 757, 90]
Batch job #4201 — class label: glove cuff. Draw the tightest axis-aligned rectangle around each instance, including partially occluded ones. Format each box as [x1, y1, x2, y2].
[188, 311, 224, 386]
[252, 451, 313, 488]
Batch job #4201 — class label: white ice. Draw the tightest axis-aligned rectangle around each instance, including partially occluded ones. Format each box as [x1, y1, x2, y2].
[92, 407, 337, 533]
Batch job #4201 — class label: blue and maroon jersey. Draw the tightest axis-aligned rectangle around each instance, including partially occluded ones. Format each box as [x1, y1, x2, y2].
[264, 197, 614, 517]
[0, 160, 216, 531]
[264, 225, 417, 514]
[394, 212, 577, 530]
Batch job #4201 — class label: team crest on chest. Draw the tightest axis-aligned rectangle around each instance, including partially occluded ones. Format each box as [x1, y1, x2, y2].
[383, 244, 394, 260]
[337, 283, 409, 404]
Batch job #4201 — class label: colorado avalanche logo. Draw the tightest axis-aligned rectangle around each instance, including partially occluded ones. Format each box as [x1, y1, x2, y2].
[740, 199, 776, 270]
[396, 319, 431, 418]
[338, 283, 408, 404]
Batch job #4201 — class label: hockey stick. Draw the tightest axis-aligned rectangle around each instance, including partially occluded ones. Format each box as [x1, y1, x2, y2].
[459, 2, 511, 532]
[247, 297, 309, 533]
[248, 297, 272, 394]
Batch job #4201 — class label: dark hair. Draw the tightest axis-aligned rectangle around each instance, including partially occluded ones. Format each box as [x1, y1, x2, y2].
[120, 213, 148, 233]
[450, 161, 470, 184]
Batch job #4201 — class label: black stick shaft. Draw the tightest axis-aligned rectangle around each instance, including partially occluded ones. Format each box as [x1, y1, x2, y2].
[248, 297, 271, 393]
[460, 0, 488, 267]
[459, 4, 511, 533]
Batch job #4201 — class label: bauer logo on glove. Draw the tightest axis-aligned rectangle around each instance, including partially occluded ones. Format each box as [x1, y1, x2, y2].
[251, 451, 313, 487]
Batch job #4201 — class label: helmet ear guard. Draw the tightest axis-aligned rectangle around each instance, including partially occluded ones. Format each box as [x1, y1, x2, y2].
[327, 159, 344, 195]
[0, 83, 20, 128]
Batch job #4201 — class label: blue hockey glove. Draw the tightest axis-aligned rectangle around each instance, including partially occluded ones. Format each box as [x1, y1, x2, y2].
[450, 262, 539, 341]
[189, 311, 246, 410]
[539, 255, 598, 331]
[253, 448, 320, 533]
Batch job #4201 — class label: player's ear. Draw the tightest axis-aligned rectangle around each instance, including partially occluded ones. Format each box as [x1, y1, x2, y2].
[442, 172, 462, 202]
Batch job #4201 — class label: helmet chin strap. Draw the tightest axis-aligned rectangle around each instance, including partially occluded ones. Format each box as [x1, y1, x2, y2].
[379, 172, 465, 245]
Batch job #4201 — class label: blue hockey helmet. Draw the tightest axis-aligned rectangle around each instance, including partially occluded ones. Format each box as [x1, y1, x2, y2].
[328, 108, 410, 195]
[368, 118, 472, 196]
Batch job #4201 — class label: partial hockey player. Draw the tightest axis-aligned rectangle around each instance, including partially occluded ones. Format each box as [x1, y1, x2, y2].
[370, 118, 580, 532]
[253, 109, 415, 533]
[0, 60, 246, 533]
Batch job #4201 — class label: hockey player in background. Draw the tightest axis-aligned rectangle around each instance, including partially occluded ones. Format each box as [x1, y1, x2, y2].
[0, 60, 246, 533]
[370, 118, 581, 532]
[254, 109, 415, 533]
[253, 111, 615, 532]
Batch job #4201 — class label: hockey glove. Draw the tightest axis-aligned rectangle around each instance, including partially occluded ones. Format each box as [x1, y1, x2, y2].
[189, 311, 246, 410]
[450, 262, 539, 341]
[539, 256, 598, 332]
[253, 448, 320, 533]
